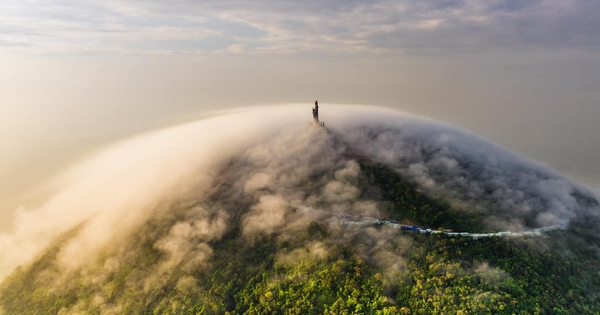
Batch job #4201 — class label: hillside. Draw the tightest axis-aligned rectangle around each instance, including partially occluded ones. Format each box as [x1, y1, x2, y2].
[2, 117, 600, 315]
[2, 159, 600, 314]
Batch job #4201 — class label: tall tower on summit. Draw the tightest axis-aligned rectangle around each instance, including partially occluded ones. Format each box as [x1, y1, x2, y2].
[312, 100, 324, 127]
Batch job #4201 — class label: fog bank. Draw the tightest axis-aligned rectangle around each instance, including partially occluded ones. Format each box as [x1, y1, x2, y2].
[1, 104, 598, 282]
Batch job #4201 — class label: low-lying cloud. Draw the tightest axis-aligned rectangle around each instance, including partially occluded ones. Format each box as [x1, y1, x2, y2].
[1, 104, 598, 310]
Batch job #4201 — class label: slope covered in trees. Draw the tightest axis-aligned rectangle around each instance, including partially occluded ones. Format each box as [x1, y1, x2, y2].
[1, 162, 600, 314]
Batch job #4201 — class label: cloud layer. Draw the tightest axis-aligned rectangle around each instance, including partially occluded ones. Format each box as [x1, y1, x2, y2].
[1, 104, 598, 285]
[1, 0, 598, 55]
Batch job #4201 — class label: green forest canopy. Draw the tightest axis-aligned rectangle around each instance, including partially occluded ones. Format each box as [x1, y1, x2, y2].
[1, 163, 599, 314]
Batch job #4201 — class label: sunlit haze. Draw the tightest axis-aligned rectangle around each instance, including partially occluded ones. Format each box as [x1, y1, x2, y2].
[1, 0, 600, 233]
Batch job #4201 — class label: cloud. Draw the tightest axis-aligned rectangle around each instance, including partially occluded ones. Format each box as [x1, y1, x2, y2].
[123, 0, 600, 53]
[0, 104, 598, 284]
[2, 0, 598, 56]
[0, 38, 30, 47]
[275, 241, 329, 268]
[226, 43, 245, 53]
[0, 106, 308, 280]
[1, 104, 599, 313]
[474, 262, 509, 284]
[334, 113, 600, 231]
[242, 195, 291, 235]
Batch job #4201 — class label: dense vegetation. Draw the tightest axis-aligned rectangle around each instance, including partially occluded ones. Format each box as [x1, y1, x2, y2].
[361, 164, 482, 231]
[1, 163, 600, 314]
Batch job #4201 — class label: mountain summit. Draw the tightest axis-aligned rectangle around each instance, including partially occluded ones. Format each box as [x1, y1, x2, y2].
[2, 105, 599, 314]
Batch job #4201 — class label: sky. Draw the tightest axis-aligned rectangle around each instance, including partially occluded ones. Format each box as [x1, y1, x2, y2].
[1, 0, 600, 232]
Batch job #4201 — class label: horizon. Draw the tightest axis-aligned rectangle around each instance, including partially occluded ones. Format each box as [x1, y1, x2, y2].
[2, 0, 600, 233]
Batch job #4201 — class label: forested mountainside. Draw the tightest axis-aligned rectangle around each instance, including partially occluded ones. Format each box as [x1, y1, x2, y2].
[2, 162, 599, 315]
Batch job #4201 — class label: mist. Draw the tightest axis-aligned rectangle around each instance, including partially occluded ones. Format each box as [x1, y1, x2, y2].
[2, 104, 598, 288]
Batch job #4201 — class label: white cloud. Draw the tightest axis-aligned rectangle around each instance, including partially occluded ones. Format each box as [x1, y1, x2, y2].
[226, 43, 245, 54]
[412, 19, 445, 31]
[1, 0, 598, 56]
[0, 38, 30, 46]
